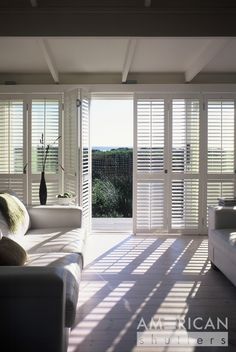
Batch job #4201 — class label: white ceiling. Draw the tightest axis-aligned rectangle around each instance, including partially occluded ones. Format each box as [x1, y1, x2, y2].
[0, 37, 236, 80]
[131, 38, 210, 72]
[0, 38, 48, 73]
[48, 38, 130, 73]
[203, 39, 236, 72]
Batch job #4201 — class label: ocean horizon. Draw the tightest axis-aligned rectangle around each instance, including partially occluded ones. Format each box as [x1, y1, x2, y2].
[92, 146, 132, 151]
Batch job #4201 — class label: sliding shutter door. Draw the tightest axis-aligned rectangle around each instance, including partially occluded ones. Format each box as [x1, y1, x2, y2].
[64, 89, 80, 200]
[134, 96, 168, 233]
[170, 99, 200, 232]
[79, 91, 91, 229]
[207, 99, 235, 219]
[29, 96, 62, 205]
[0, 98, 26, 201]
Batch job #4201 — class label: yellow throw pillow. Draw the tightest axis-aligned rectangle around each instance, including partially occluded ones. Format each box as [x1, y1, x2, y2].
[0, 193, 30, 237]
[0, 236, 27, 266]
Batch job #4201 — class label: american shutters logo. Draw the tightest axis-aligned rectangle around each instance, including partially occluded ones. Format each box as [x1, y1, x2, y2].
[137, 316, 228, 347]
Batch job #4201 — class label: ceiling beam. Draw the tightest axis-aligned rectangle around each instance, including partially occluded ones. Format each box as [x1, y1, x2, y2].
[37, 38, 59, 83]
[1, 11, 236, 36]
[185, 38, 230, 82]
[30, 0, 37, 7]
[122, 39, 137, 83]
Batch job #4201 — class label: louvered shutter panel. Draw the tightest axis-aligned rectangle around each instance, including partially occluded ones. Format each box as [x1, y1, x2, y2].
[136, 181, 164, 231]
[208, 100, 234, 174]
[171, 99, 200, 230]
[0, 99, 25, 200]
[137, 100, 165, 173]
[79, 91, 91, 229]
[64, 89, 79, 200]
[171, 179, 199, 229]
[30, 98, 61, 205]
[207, 100, 235, 214]
[134, 98, 166, 233]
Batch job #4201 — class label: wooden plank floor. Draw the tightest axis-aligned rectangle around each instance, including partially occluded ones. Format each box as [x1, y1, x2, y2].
[92, 218, 133, 232]
[68, 234, 236, 352]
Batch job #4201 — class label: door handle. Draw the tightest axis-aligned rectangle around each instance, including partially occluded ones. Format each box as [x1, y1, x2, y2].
[164, 170, 168, 174]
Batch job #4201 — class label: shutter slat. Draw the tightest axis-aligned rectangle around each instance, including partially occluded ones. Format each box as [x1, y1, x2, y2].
[0, 100, 24, 200]
[81, 96, 91, 228]
[207, 99, 235, 225]
[135, 98, 165, 232]
[208, 100, 234, 174]
[136, 181, 164, 230]
[137, 100, 165, 173]
[171, 99, 200, 230]
[171, 180, 199, 229]
[64, 90, 78, 196]
[172, 99, 199, 173]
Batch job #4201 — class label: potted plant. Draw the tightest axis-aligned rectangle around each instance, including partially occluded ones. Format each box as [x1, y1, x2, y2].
[56, 192, 75, 205]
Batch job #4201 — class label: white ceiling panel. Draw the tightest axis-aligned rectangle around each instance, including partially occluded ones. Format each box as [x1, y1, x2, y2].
[131, 38, 210, 72]
[0, 38, 48, 73]
[0, 37, 236, 76]
[203, 39, 236, 72]
[47, 38, 129, 73]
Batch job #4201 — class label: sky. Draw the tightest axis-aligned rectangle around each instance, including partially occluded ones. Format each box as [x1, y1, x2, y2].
[90, 99, 133, 148]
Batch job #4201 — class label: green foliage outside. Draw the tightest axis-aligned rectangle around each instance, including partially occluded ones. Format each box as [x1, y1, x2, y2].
[92, 148, 132, 218]
[92, 178, 119, 217]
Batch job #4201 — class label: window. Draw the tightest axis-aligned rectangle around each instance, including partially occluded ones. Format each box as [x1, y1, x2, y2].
[0, 95, 62, 205]
[30, 98, 61, 205]
[0, 99, 25, 200]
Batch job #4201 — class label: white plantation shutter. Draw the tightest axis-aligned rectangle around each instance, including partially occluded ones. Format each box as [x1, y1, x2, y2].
[64, 89, 80, 199]
[171, 99, 200, 230]
[64, 89, 91, 228]
[172, 99, 199, 174]
[0, 99, 25, 201]
[136, 181, 164, 231]
[30, 98, 61, 205]
[171, 179, 199, 229]
[137, 99, 165, 173]
[208, 100, 234, 174]
[207, 99, 235, 217]
[79, 91, 91, 229]
[134, 97, 167, 233]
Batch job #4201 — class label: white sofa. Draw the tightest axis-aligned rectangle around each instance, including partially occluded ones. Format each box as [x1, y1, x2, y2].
[208, 206, 236, 286]
[0, 205, 86, 352]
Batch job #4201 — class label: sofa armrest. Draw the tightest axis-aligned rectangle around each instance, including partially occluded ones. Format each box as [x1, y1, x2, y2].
[27, 205, 82, 229]
[208, 206, 236, 231]
[0, 267, 66, 352]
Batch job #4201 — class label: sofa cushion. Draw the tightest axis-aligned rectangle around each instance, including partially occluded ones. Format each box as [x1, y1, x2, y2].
[209, 228, 236, 263]
[26, 252, 82, 327]
[0, 193, 30, 238]
[0, 236, 27, 266]
[14, 227, 86, 255]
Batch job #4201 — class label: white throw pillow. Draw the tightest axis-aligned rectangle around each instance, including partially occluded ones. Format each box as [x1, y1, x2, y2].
[0, 194, 30, 238]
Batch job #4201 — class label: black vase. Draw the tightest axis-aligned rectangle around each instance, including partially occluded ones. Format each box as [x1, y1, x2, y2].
[39, 171, 47, 205]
